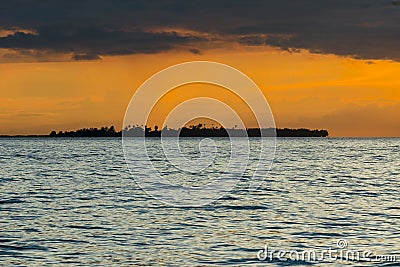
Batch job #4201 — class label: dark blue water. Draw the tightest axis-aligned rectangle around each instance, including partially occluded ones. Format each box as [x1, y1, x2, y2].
[0, 138, 399, 266]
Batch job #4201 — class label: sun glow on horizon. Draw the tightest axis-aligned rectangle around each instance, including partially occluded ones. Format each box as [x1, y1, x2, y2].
[0, 46, 399, 137]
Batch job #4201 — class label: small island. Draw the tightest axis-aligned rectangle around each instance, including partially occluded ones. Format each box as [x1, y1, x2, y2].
[50, 124, 329, 137]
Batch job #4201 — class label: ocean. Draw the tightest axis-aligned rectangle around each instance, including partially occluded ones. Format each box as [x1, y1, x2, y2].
[1, 137, 399, 266]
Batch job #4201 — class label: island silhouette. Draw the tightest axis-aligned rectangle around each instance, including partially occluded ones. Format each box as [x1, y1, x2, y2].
[49, 124, 329, 137]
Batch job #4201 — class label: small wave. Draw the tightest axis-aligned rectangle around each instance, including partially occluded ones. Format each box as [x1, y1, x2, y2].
[291, 231, 346, 238]
[218, 205, 267, 211]
[0, 244, 48, 251]
[0, 198, 25, 204]
[66, 225, 110, 230]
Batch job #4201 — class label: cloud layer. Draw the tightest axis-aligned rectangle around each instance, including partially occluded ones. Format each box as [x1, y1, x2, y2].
[0, 0, 399, 61]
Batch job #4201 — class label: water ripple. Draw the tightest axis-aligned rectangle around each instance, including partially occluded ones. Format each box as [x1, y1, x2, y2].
[0, 137, 398, 266]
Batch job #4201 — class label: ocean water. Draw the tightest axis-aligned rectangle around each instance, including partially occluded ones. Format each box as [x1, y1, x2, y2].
[0, 137, 399, 266]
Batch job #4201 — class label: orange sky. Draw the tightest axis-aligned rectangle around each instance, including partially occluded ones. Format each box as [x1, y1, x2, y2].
[0, 46, 399, 137]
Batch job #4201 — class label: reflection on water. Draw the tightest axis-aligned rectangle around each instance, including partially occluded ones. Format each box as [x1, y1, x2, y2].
[0, 138, 399, 266]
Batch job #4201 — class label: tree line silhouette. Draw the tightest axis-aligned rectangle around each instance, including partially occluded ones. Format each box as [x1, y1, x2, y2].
[50, 124, 329, 137]
[50, 126, 120, 137]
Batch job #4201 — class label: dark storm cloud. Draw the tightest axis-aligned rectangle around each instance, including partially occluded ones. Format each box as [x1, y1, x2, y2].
[0, 25, 203, 60]
[189, 48, 202, 55]
[71, 53, 101, 61]
[0, 0, 399, 61]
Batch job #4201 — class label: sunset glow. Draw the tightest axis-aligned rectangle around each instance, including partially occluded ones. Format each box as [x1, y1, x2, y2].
[1, 47, 399, 136]
[1, 1, 399, 136]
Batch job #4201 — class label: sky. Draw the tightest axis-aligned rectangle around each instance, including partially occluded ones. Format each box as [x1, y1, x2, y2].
[0, 0, 399, 136]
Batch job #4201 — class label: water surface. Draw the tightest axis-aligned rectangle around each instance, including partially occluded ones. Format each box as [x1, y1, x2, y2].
[0, 138, 399, 266]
